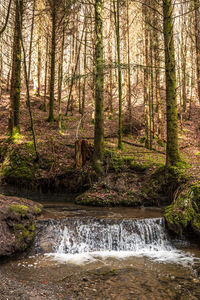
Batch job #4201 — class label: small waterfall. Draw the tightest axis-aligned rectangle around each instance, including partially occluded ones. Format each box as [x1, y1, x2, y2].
[34, 217, 196, 265]
[56, 218, 172, 254]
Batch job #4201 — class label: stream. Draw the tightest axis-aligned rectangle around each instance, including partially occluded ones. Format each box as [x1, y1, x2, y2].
[1, 203, 200, 299]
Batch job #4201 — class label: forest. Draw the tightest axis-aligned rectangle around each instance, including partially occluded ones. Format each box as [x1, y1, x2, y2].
[0, 0, 200, 299]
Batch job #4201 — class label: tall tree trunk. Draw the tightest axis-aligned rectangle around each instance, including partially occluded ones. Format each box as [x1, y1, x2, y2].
[149, 30, 154, 150]
[66, 23, 85, 115]
[48, 6, 56, 122]
[93, 0, 104, 175]
[81, 22, 88, 126]
[9, 0, 23, 135]
[127, 0, 132, 134]
[163, 0, 181, 166]
[108, 0, 113, 113]
[58, 26, 65, 129]
[113, 0, 123, 149]
[44, 35, 49, 111]
[36, 24, 42, 96]
[143, 4, 150, 149]
[28, 0, 35, 83]
[20, 13, 39, 161]
[0, 37, 3, 102]
[153, 7, 163, 140]
[194, 0, 200, 105]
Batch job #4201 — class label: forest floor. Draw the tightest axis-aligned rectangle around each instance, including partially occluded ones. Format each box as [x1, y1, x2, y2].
[0, 85, 200, 204]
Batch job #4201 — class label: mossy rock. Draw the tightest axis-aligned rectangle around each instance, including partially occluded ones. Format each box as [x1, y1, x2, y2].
[164, 182, 200, 235]
[0, 143, 40, 186]
[33, 205, 42, 215]
[8, 204, 43, 219]
[75, 191, 142, 207]
[14, 221, 35, 250]
[75, 193, 110, 207]
[9, 205, 29, 218]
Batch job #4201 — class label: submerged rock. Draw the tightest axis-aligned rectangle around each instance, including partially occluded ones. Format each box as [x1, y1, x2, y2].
[0, 195, 42, 257]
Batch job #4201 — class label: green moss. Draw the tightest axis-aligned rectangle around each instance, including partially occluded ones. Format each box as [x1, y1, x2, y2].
[130, 161, 147, 172]
[75, 193, 109, 207]
[138, 136, 146, 144]
[0, 143, 39, 182]
[9, 205, 29, 218]
[33, 205, 42, 215]
[14, 221, 35, 249]
[104, 149, 139, 172]
[11, 132, 24, 144]
[195, 152, 200, 156]
[164, 182, 200, 235]
[153, 163, 189, 186]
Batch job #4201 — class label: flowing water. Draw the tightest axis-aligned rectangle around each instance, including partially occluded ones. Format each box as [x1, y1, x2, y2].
[1, 205, 200, 299]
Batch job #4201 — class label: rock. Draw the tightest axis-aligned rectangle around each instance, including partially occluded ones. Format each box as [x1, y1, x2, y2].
[0, 194, 42, 257]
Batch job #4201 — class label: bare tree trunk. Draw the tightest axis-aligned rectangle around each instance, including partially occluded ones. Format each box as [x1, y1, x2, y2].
[44, 35, 49, 111]
[58, 26, 65, 129]
[113, 0, 123, 149]
[28, 0, 35, 83]
[93, 0, 104, 175]
[127, 0, 132, 134]
[143, 4, 150, 149]
[66, 24, 85, 115]
[81, 21, 88, 127]
[48, 5, 56, 122]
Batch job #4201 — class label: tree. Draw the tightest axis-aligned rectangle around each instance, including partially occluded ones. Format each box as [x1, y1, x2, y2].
[0, 0, 12, 36]
[9, 0, 24, 135]
[47, 0, 57, 122]
[93, 0, 104, 175]
[113, 0, 123, 149]
[163, 0, 181, 166]
[194, 0, 200, 105]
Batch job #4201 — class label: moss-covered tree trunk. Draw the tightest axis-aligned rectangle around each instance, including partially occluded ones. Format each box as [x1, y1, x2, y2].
[143, 4, 150, 150]
[9, 0, 23, 135]
[93, 0, 104, 175]
[194, 0, 200, 105]
[113, 0, 123, 149]
[48, 6, 56, 122]
[163, 0, 181, 166]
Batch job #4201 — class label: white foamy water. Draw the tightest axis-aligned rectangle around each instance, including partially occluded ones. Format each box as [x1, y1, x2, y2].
[42, 217, 199, 266]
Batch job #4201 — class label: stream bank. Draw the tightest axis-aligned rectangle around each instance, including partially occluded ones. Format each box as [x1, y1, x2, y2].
[0, 138, 200, 258]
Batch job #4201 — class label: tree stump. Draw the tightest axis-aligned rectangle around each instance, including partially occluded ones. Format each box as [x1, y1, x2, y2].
[75, 139, 93, 168]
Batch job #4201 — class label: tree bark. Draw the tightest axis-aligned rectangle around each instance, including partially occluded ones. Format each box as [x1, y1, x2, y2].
[93, 0, 104, 175]
[9, 0, 23, 135]
[163, 0, 181, 166]
[48, 5, 56, 122]
[113, 0, 123, 149]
